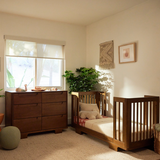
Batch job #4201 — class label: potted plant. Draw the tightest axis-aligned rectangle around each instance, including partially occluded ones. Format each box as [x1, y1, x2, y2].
[63, 67, 100, 93]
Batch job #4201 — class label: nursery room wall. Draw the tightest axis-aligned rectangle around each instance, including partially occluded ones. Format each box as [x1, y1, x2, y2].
[86, 0, 160, 116]
[0, 12, 86, 126]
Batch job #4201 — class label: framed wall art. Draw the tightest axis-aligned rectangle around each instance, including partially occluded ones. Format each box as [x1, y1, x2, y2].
[118, 42, 136, 64]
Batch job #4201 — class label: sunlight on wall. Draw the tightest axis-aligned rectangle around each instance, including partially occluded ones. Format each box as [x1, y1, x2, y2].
[95, 65, 114, 93]
[95, 65, 114, 117]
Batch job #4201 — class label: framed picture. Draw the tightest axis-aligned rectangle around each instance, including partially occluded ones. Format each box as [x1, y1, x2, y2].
[118, 43, 136, 64]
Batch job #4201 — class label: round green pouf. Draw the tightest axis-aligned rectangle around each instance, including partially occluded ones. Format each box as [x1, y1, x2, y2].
[0, 126, 21, 150]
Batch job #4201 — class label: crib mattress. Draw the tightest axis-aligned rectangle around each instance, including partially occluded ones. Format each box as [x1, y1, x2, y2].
[85, 117, 114, 138]
[84, 117, 152, 141]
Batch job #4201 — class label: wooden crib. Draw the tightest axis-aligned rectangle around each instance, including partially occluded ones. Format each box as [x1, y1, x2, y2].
[71, 91, 159, 151]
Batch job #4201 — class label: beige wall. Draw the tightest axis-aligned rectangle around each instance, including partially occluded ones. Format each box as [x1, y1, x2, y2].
[1, 0, 160, 126]
[0, 13, 86, 125]
[86, 0, 160, 115]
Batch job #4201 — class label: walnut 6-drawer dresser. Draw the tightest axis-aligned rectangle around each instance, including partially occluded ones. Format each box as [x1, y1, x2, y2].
[5, 91, 68, 138]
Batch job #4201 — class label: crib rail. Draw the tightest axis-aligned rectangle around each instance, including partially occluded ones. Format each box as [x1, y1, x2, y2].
[114, 96, 159, 150]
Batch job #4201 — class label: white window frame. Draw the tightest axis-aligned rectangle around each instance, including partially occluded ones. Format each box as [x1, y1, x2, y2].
[4, 35, 66, 91]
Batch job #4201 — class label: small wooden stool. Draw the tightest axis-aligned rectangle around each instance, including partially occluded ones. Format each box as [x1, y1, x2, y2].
[0, 113, 4, 131]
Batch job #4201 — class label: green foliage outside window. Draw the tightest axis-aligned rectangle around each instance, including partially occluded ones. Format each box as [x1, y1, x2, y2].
[63, 67, 100, 94]
[7, 68, 33, 88]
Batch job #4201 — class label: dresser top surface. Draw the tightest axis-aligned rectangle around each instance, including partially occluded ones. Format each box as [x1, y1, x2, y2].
[5, 90, 67, 94]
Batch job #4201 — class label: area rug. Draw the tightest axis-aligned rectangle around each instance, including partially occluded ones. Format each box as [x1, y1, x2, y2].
[1, 127, 160, 160]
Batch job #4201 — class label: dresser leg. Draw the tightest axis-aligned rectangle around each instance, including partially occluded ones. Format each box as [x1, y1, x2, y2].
[21, 133, 28, 139]
[55, 129, 62, 134]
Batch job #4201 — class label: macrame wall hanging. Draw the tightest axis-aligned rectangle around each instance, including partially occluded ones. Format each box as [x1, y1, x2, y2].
[99, 40, 114, 69]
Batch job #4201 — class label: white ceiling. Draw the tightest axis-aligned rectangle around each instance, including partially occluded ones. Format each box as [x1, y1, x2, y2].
[0, 0, 147, 26]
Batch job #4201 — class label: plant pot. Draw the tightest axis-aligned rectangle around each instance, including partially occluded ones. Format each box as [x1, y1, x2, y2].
[0, 113, 4, 131]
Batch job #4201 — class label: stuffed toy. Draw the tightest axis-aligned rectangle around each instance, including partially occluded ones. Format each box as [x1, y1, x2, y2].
[79, 111, 102, 120]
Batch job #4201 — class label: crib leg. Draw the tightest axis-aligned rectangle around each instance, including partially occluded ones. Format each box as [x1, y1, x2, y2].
[109, 143, 119, 151]
[76, 128, 83, 135]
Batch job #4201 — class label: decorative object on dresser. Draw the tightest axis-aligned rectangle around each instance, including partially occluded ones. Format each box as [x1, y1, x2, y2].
[5, 91, 68, 138]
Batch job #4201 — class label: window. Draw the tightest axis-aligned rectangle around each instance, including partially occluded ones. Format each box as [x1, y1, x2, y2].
[5, 38, 65, 91]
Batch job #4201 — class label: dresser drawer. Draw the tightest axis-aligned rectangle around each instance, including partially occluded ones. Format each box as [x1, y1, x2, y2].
[13, 103, 41, 119]
[13, 93, 41, 104]
[42, 115, 67, 130]
[13, 117, 41, 133]
[42, 102, 66, 116]
[42, 91, 66, 103]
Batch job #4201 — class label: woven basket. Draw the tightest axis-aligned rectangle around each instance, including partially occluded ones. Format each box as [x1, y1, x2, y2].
[153, 124, 160, 154]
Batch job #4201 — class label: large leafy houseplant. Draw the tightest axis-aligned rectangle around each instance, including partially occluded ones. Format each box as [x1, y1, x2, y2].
[63, 67, 100, 93]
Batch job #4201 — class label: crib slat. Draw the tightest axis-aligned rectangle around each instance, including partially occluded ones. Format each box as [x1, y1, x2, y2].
[118, 102, 120, 141]
[136, 102, 138, 141]
[143, 102, 145, 140]
[102, 95, 104, 115]
[133, 103, 135, 142]
[150, 101, 152, 138]
[155, 100, 159, 123]
[77, 98, 79, 125]
[87, 95, 89, 103]
[91, 95, 93, 103]
[96, 92, 100, 111]
[140, 102, 142, 141]
[153, 101, 156, 124]
[74, 95, 76, 125]
[146, 102, 148, 139]
[113, 100, 116, 139]
[104, 94, 106, 116]
[153, 100, 159, 124]
[101, 93, 106, 116]
[80, 95, 82, 102]
[71, 95, 74, 126]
